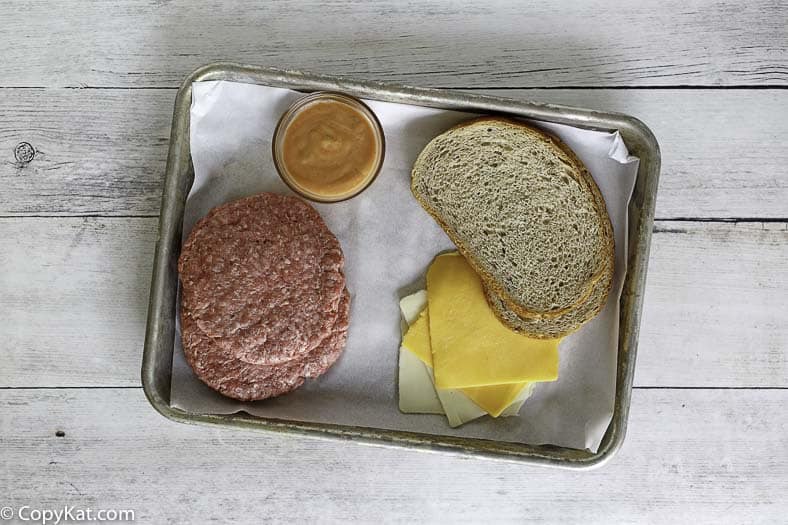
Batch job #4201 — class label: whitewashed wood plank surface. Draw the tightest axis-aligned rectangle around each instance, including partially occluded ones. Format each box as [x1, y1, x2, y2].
[1, 388, 785, 524]
[2, 88, 787, 219]
[1, 217, 785, 388]
[0, 218, 155, 387]
[0, 89, 171, 216]
[0, 0, 786, 88]
[1, 1, 786, 520]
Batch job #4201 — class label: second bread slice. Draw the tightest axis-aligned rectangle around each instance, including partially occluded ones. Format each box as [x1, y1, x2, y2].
[484, 257, 614, 339]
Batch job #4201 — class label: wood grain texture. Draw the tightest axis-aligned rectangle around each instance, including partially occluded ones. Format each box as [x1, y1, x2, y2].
[639, 221, 788, 387]
[0, 89, 171, 216]
[0, 0, 786, 88]
[1, 217, 785, 388]
[2, 88, 787, 218]
[0, 218, 155, 388]
[1, 388, 785, 523]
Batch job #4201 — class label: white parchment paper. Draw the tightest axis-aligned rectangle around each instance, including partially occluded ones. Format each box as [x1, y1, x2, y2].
[170, 80, 639, 452]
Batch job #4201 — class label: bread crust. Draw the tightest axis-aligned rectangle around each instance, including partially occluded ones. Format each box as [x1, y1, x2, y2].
[485, 258, 614, 339]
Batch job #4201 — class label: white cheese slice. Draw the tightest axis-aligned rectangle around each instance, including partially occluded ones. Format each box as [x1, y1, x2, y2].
[500, 383, 536, 417]
[398, 290, 443, 415]
[398, 346, 444, 414]
[433, 381, 487, 427]
[399, 289, 428, 325]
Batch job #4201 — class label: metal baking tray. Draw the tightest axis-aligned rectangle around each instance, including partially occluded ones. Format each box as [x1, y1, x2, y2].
[142, 62, 660, 469]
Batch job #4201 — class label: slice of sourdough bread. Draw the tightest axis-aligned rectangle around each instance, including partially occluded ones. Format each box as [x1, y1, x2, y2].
[411, 116, 614, 327]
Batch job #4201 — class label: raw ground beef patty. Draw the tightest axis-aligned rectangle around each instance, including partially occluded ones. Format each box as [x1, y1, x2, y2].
[181, 289, 350, 401]
[179, 193, 346, 365]
[178, 192, 350, 401]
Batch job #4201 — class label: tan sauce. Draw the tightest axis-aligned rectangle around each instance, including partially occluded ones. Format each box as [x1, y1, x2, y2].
[281, 100, 378, 197]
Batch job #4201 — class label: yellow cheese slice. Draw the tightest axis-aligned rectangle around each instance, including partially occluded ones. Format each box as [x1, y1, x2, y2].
[399, 292, 487, 426]
[427, 252, 560, 389]
[461, 383, 528, 418]
[402, 307, 433, 367]
[402, 301, 533, 418]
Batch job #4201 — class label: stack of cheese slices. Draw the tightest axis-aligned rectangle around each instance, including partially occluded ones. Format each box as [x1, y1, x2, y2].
[400, 117, 615, 426]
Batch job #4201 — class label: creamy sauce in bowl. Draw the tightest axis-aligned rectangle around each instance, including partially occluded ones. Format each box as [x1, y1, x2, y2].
[274, 93, 384, 202]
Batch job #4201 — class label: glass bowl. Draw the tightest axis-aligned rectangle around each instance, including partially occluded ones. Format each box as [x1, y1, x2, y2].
[272, 92, 385, 203]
